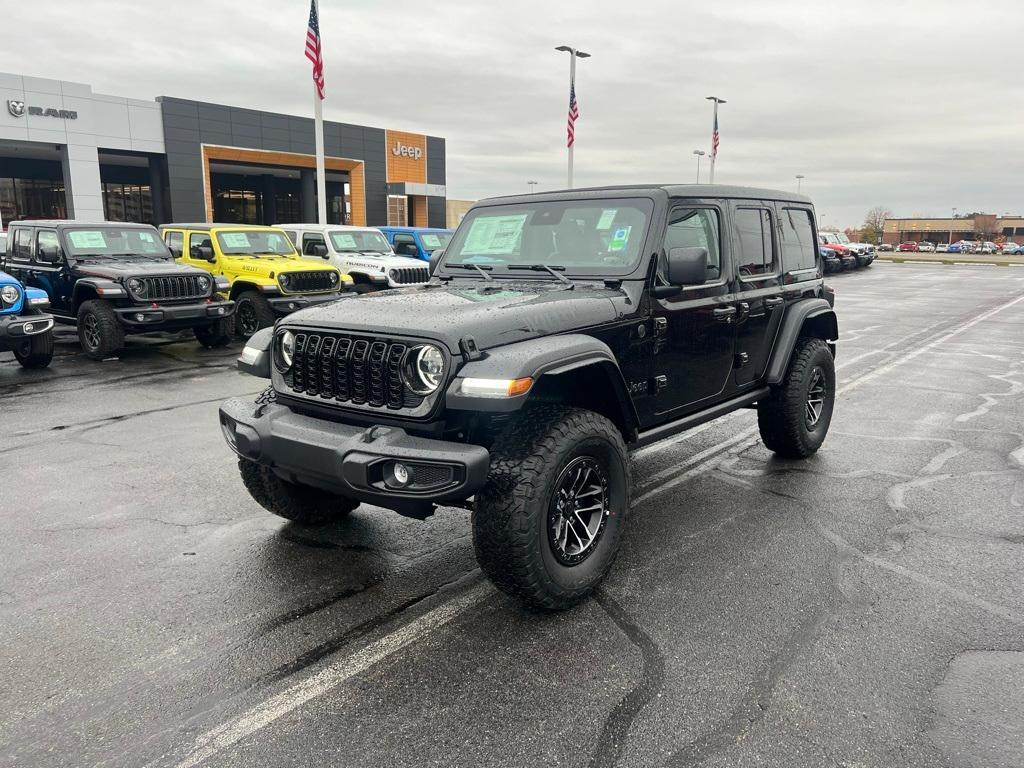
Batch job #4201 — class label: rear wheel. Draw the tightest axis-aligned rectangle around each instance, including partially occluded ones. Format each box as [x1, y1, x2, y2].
[13, 330, 54, 369]
[473, 405, 630, 610]
[234, 291, 276, 339]
[194, 317, 233, 348]
[238, 458, 358, 525]
[757, 337, 835, 458]
[77, 300, 124, 360]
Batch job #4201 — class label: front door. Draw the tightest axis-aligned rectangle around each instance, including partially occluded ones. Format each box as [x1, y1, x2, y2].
[731, 203, 784, 385]
[649, 204, 736, 421]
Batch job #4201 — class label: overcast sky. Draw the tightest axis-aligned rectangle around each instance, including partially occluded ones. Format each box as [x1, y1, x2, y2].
[6, 0, 1024, 228]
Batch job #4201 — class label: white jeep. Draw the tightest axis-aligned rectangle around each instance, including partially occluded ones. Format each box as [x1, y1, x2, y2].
[280, 224, 430, 293]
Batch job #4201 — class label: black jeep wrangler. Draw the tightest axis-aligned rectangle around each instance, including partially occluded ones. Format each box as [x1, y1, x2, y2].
[220, 185, 838, 608]
[2, 221, 235, 359]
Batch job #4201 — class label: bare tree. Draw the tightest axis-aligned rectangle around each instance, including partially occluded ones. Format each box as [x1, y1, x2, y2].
[861, 206, 892, 244]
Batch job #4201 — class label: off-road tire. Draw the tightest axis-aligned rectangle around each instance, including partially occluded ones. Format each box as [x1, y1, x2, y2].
[77, 300, 124, 360]
[234, 291, 276, 338]
[13, 330, 54, 369]
[757, 336, 835, 459]
[238, 458, 358, 525]
[194, 317, 233, 348]
[353, 282, 375, 294]
[473, 405, 630, 610]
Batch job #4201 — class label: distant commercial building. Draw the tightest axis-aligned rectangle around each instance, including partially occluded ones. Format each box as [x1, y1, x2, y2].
[446, 198, 474, 228]
[883, 214, 1024, 245]
[0, 72, 447, 229]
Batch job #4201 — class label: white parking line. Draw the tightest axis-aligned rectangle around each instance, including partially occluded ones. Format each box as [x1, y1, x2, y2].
[165, 581, 491, 768]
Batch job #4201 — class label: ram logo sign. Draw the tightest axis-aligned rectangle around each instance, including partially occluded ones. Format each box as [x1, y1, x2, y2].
[6, 100, 77, 120]
[7, 100, 25, 117]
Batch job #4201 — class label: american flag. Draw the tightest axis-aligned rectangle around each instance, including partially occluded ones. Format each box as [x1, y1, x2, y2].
[566, 82, 579, 148]
[305, 0, 325, 100]
[711, 111, 720, 159]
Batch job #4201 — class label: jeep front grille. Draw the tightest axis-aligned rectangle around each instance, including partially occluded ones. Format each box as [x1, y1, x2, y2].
[389, 267, 430, 285]
[145, 275, 208, 301]
[283, 271, 337, 293]
[286, 331, 422, 410]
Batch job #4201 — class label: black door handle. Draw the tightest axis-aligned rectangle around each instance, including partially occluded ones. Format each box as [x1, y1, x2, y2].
[713, 306, 737, 322]
[765, 297, 784, 308]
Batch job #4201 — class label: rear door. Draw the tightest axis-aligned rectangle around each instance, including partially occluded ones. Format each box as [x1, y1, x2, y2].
[731, 202, 784, 385]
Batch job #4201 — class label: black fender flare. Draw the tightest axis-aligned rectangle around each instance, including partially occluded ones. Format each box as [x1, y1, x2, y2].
[445, 333, 639, 434]
[765, 298, 839, 385]
[72, 279, 125, 310]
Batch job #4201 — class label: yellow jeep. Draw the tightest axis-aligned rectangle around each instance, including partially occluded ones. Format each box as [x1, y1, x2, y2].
[159, 224, 352, 337]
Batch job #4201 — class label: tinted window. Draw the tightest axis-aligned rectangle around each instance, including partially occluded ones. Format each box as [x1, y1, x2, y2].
[164, 231, 183, 256]
[13, 228, 33, 260]
[735, 208, 774, 277]
[302, 233, 326, 255]
[663, 207, 721, 281]
[393, 234, 418, 257]
[780, 208, 817, 272]
[36, 229, 60, 260]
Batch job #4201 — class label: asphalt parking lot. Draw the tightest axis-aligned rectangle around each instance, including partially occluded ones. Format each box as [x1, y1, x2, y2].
[2, 262, 1023, 768]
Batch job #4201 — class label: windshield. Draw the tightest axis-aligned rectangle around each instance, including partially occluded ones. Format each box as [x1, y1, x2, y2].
[442, 199, 653, 273]
[63, 227, 171, 259]
[329, 230, 392, 253]
[836, 233, 851, 244]
[419, 232, 453, 250]
[822, 233, 842, 244]
[215, 229, 297, 256]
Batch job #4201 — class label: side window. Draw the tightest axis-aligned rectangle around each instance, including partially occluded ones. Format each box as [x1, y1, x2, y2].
[780, 208, 817, 272]
[302, 233, 326, 255]
[164, 231, 183, 257]
[13, 228, 33, 261]
[734, 207, 775, 277]
[189, 232, 212, 251]
[663, 207, 722, 282]
[393, 234, 418, 257]
[282, 230, 298, 246]
[35, 230, 60, 262]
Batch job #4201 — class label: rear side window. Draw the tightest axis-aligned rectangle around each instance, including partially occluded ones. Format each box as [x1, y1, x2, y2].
[779, 208, 817, 272]
[13, 228, 33, 260]
[734, 208, 775, 277]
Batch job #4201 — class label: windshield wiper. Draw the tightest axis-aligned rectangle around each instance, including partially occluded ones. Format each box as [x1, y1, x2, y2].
[447, 263, 494, 281]
[507, 263, 574, 288]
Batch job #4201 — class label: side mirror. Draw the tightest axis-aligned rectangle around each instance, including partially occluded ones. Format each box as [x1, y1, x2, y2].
[666, 246, 708, 286]
[428, 249, 444, 276]
[37, 245, 61, 263]
[190, 245, 215, 262]
[311, 243, 328, 258]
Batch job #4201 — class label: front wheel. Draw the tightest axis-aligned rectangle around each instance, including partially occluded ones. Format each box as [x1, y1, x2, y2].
[473, 405, 630, 610]
[77, 300, 124, 360]
[234, 291, 276, 339]
[757, 337, 836, 458]
[13, 330, 54, 369]
[238, 458, 358, 525]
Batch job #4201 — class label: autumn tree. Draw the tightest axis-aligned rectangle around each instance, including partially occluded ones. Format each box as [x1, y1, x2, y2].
[861, 206, 892, 244]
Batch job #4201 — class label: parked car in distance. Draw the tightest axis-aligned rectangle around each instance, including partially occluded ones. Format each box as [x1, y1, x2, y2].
[222, 184, 839, 609]
[3, 221, 235, 359]
[279, 224, 430, 293]
[877, 243, 894, 252]
[0, 268, 54, 368]
[1001, 242, 1020, 254]
[917, 241, 936, 253]
[159, 223, 351, 338]
[979, 241, 998, 254]
[936, 243, 949, 252]
[898, 242, 919, 252]
[820, 246, 841, 274]
[378, 226, 455, 261]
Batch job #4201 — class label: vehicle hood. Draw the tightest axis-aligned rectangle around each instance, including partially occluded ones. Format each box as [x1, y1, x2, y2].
[224, 255, 339, 275]
[283, 279, 629, 351]
[74, 259, 209, 280]
[0, 269, 18, 286]
[340, 253, 428, 272]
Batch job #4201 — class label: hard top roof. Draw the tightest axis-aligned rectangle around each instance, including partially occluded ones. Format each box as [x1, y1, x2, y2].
[477, 184, 813, 206]
[10, 220, 159, 229]
[158, 223, 289, 231]
[279, 223, 385, 232]
[377, 225, 454, 233]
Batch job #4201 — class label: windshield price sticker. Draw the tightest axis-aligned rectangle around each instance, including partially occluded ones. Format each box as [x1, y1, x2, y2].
[609, 226, 632, 252]
[596, 209, 618, 230]
[464, 215, 528, 255]
[221, 232, 251, 248]
[333, 234, 357, 249]
[67, 231, 108, 249]
[138, 232, 154, 243]
[421, 234, 441, 249]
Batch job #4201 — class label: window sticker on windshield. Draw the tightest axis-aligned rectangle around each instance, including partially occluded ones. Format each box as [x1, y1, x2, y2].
[138, 232, 154, 243]
[464, 215, 527, 255]
[221, 232, 251, 248]
[597, 209, 618, 230]
[421, 234, 441, 249]
[334, 234, 357, 249]
[609, 226, 632, 252]
[68, 231, 107, 249]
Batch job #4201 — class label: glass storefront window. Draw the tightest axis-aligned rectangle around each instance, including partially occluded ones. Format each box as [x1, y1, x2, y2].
[102, 182, 153, 224]
[0, 178, 68, 222]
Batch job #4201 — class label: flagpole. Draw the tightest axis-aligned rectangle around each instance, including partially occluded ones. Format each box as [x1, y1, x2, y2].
[313, 82, 327, 224]
[706, 95, 725, 184]
[567, 52, 575, 189]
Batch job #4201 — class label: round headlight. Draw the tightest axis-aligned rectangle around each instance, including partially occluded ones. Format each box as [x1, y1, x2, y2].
[197, 275, 211, 292]
[127, 278, 146, 298]
[279, 273, 291, 290]
[276, 330, 295, 371]
[405, 344, 444, 394]
[329, 271, 339, 285]
[0, 285, 20, 305]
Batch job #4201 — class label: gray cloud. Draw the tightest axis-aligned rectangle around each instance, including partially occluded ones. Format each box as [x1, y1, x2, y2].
[7, 0, 1024, 227]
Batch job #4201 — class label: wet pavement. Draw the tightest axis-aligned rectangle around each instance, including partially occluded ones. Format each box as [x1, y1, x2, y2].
[2, 262, 1023, 768]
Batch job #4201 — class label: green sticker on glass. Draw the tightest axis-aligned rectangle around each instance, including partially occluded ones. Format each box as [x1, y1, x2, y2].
[67, 231, 108, 249]
[596, 209, 617, 230]
[334, 234, 356, 248]
[221, 232, 251, 248]
[609, 226, 632, 252]
[421, 234, 442, 249]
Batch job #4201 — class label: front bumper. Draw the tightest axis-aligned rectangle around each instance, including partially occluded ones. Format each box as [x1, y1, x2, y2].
[0, 312, 54, 350]
[114, 300, 235, 330]
[219, 397, 490, 515]
[267, 292, 345, 315]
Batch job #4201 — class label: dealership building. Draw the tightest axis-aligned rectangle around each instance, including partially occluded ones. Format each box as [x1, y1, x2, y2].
[883, 214, 1024, 245]
[0, 72, 447, 229]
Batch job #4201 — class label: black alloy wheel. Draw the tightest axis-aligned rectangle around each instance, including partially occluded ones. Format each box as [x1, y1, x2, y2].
[548, 457, 610, 566]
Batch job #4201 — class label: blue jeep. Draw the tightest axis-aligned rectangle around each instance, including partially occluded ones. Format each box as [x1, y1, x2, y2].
[0, 268, 55, 368]
[377, 226, 454, 261]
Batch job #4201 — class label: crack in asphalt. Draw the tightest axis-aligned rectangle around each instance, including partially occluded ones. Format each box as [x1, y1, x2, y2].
[588, 590, 666, 768]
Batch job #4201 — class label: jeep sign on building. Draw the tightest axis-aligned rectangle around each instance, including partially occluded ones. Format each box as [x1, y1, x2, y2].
[0, 71, 447, 229]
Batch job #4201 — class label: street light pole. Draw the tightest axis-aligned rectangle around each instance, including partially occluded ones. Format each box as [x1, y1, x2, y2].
[950, 207, 957, 245]
[795, 174, 805, 193]
[527, 180, 538, 194]
[556, 45, 590, 189]
[705, 96, 725, 184]
[693, 150, 705, 183]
